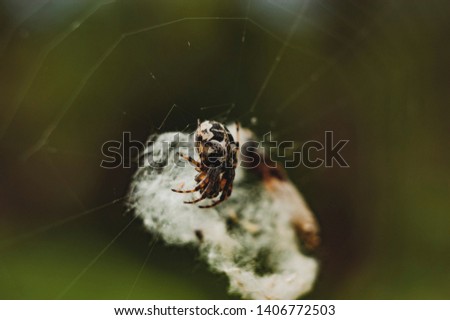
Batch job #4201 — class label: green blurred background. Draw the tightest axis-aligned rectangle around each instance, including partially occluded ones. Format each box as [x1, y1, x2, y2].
[0, 0, 448, 299]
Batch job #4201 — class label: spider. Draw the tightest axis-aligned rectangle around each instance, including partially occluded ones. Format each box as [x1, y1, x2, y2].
[171, 119, 239, 208]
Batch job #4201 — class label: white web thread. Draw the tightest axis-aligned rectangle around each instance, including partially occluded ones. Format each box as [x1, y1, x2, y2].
[8, 7, 344, 158]
[0, 0, 49, 57]
[0, 0, 116, 140]
[250, 0, 310, 112]
[1, 0, 386, 148]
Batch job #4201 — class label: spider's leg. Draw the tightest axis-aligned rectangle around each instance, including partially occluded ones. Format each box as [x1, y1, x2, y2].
[184, 193, 208, 204]
[198, 194, 227, 208]
[171, 187, 198, 194]
[171, 177, 208, 193]
[177, 152, 200, 167]
[198, 199, 222, 208]
[232, 121, 240, 169]
[199, 178, 232, 208]
[235, 121, 240, 149]
[195, 171, 206, 182]
[185, 169, 222, 204]
[183, 184, 211, 203]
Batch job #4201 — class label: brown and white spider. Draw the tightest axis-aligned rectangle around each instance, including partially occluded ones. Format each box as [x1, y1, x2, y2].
[171, 119, 239, 208]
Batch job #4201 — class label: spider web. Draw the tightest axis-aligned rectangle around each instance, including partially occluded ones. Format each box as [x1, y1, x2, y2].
[0, 0, 393, 299]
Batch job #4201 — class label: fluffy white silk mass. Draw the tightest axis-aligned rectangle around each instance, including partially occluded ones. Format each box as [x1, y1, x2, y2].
[128, 124, 318, 299]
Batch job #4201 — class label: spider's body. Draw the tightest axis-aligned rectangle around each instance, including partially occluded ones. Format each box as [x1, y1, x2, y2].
[172, 120, 239, 208]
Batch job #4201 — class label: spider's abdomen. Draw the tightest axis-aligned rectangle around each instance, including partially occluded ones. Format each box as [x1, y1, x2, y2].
[196, 120, 229, 144]
[195, 120, 232, 167]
